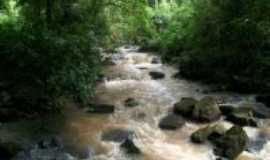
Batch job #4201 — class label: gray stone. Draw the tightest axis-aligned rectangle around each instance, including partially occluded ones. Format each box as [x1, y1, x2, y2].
[120, 138, 141, 154]
[102, 129, 134, 142]
[192, 96, 222, 122]
[149, 71, 165, 80]
[159, 114, 185, 130]
[87, 104, 115, 114]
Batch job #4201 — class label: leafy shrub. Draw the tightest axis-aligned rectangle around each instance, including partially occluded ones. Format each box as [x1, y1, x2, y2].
[0, 0, 104, 117]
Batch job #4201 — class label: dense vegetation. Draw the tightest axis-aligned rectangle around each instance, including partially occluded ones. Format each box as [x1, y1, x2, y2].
[113, 0, 270, 93]
[0, 0, 269, 120]
[0, 0, 107, 119]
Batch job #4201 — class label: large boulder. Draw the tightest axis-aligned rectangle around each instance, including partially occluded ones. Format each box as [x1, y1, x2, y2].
[213, 126, 248, 160]
[120, 138, 141, 154]
[149, 71, 165, 80]
[124, 98, 140, 108]
[225, 107, 257, 127]
[191, 124, 226, 144]
[87, 104, 115, 114]
[158, 114, 185, 130]
[101, 128, 134, 143]
[173, 97, 198, 116]
[192, 96, 222, 122]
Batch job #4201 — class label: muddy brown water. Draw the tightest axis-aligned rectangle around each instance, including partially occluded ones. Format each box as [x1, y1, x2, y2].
[1, 46, 270, 160]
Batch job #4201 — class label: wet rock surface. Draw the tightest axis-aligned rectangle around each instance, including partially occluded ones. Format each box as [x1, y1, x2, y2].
[191, 124, 226, 144]
[174, 96, 221, 122]
[87, 104, 115, 114]
[159, 114, 185, 130]
[173, 97, 198, 116]
[13, 137, 80, 160]
[120, 138, 141, 154]
[1, 46, 270, 160]
[191, 125, 249, 159]
[225, 107, 257, 127]
[151, 57, 161, 64]
[192, 96, 222, 122]
[101, 129, 134, 143]
[248, 103, 270, 119]
[149, 71, 165, 80]
[213, 126, 248, 159]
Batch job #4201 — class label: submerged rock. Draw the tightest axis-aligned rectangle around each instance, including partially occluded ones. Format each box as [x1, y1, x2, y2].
[158, 114, 185, 130]
[173, 97, 198, 116]
[192, 96, 222, 122]
[225, 107, 257, 127]
[149, 71, 165, 80]
[256, 95, 270, 107]
[248, 103, 270, 119]
[101, 128, 134, 143]
[120, 138, 141, 154]
[87, 104, 115, 114]
[191, 124, 226, 144]
[213, 126, 248, 160]
[220, 103, 270, 126]
[124, 98, 140, 108]
[151, 57, 161, 64]
[13, 137, 78, 160]
[247, 135, 268, 153]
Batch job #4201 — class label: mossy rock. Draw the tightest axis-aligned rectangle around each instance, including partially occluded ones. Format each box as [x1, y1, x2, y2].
[226, 106, 257, 127]
[173, 97, 198, 116]
[159, 114, 185, 130]
[213, 126, 248, 160]
[192, 96, 221, 122]
[191, 124, 226, 144]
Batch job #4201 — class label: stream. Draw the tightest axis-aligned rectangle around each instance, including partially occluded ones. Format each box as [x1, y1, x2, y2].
[1, 46, 270, 160]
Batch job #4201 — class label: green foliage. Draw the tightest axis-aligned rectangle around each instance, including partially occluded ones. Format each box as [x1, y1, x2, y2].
[0, 0, 105, 117]
[178, 0, 270, 92]
[131, 0, 270, 92]
[105, 0, 155, 47]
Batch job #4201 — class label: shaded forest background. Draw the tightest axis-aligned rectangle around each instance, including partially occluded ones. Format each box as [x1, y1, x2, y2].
[0, 0, 269, 119]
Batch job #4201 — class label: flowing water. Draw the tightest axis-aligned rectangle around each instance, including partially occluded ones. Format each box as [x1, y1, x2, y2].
[1, 46, 270, 160]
